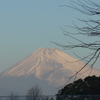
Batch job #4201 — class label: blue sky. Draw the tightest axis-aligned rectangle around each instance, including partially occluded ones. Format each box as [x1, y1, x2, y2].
[0, 0, 100, 72]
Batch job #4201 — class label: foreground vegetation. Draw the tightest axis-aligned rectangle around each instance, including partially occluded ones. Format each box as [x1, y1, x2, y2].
[0, 75, 98, 100]
[56, 75, 100, 100]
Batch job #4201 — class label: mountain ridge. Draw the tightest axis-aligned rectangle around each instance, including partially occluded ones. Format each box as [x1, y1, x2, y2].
[2, 48, 99, 77]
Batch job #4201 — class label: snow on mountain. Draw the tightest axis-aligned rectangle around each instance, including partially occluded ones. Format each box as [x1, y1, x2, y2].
[0, 48, 100, 95]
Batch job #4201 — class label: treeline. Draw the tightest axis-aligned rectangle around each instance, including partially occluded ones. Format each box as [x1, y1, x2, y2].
[6, 75, 100, 100]
[8, 84, 55, 100]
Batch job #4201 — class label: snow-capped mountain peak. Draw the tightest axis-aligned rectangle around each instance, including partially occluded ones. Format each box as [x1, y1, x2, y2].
[2, 48, 100, 79]
[0, 48, 99, 95]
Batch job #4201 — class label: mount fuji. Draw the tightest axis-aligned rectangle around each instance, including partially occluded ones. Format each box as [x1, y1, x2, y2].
[0, 48, 99, 95]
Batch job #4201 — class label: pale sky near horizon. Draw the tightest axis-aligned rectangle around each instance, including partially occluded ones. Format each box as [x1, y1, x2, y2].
[0, 0, 100, 72]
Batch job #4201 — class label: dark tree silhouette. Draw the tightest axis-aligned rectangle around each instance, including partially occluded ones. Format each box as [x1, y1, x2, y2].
[56, 75, 100, 100]
[26, 85, 42, 100]
[53, 0, 100, 80]
[8, 92, 19, 100]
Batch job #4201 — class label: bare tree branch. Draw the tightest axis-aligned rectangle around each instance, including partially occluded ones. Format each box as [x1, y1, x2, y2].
[53, 0, 100, 83]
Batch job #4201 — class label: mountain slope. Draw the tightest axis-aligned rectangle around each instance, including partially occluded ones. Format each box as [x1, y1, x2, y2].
[0, 48, 100, 95]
